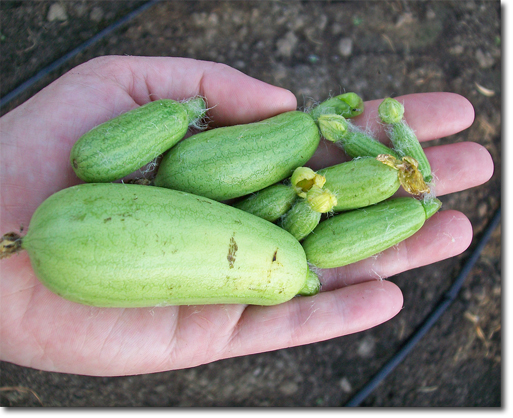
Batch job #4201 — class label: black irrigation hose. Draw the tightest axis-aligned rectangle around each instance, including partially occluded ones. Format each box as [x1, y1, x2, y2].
[0, 0, 161, 110]
[344, 206, 502, 407]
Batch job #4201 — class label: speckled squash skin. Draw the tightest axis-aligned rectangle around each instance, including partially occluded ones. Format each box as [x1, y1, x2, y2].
[302, 197, 441, 268]
[233, 183, 298, 222]
[22, 183, 309, 307]
[318, 157, 401, 212]
[70, 99, 193, 183]
[154, 111, 321, 201]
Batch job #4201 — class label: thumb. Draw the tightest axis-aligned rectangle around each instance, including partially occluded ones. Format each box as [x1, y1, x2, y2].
[197, 61, 298, 126]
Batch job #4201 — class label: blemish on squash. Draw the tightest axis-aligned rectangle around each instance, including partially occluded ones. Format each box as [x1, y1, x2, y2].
[104, 217, 112, 223]
[272, 249, 278, 262]
[74, 213, 86, 222]
[227, 233, 238, 269]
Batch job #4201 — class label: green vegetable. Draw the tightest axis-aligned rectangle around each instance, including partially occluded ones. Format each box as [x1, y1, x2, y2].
[233, 166, 326, 222]
[154, 94, 364, 201]
[377, 97, 404, 124]
[280, 186, 337, 241]
[70, 98, 206, 183]
[318, 114, 400, 159]
[297, 269, 321, 296]
[280, 199, 322, 242]
[308, 92, 364, 122]
[7, 183, 319, 307]
[378, 97, 432, 183]
[318, 157, 401, 212]
[154, 111, 321, 200]
[233, 183, 298, 222]
[302, 197, 442, 268]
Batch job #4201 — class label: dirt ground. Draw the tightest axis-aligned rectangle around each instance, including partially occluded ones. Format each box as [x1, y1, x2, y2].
[0, 0, 501, 407]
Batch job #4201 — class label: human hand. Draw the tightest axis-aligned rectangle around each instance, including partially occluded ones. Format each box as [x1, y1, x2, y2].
[0, 56, 493, 376]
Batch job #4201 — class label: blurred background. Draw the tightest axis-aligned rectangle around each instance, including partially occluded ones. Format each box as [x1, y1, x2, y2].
[0, 0, 501, 407]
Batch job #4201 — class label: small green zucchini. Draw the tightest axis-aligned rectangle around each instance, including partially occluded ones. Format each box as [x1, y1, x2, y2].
[154, 111, 321, 200]
[154, 94, 363, 201]
[318, 114, 400, 159]
[280, 186, 337, 241]
[308, 92, 364, 122]
[317, 157, 401, 212]
[70, 98, 206, 183]
[302, 197, 442, 268]
[233, 165, 328, 222]
[233, 183, 298, 222]
[280, 199, 322, 242]
[378, 98, 432, 183]
[7, 183, 320, 307]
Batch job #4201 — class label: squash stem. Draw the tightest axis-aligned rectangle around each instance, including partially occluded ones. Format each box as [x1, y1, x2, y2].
[309, 92, 364, 122]
[421, 198, 442, 219]
[0, 232, 24, 259]
[297, 268, 321, 296]
[182, 96, 207, 127]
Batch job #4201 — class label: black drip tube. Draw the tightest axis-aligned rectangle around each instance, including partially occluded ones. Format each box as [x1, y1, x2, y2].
[344, 207, 501, 406]
[0, 0, 161, 110]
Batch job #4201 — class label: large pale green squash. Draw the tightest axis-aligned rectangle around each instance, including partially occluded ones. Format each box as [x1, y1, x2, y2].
[21, 183, 315, 307]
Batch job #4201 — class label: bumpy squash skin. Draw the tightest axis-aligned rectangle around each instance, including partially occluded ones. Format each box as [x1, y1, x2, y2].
[338, 123, 400, 160]
[22, 184, 309, 307]
[388, 121, 433, 183]
[318, 157, 400, 212]
[302, 197, 430, 269]
[154, 111, 321, 201]
[70, 100, 190, 183]
[279, 199, 322, 242]
[233, 183, 298, 222]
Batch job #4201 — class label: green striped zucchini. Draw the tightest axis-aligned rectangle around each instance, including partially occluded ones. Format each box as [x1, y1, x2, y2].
[154, 111, 321, 200]
[378, 98, 432, 183]
[70, 98, 206, 183]
[232, 183, 298, 222]
[317, 157, 401, 212]
[302, 197, 442, 268]
[279, 186, 337, 241]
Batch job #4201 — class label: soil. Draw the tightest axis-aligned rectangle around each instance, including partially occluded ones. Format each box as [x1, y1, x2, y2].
[0, 0, 501, 407]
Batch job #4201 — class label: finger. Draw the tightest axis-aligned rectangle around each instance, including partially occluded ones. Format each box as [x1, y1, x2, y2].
[351, 92, 475, 143]
[393, 141, 494, 197]
[223, 280, 403, 358]
[318, 210, 473, 291]
[308, 92, 477, 170]
[80, 56, 298, 126]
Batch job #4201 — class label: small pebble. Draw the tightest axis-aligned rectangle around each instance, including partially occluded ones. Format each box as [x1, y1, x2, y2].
[338, 37, 353, 57]
[475, 49, 495, 69]
[357, 335, 376, 358]
[47, 3, 68, 22]
[279, 381, 299, 395]
[276, 31, 298, 58]
[339, 377, 352, 393]
[90, 6, 104, 22]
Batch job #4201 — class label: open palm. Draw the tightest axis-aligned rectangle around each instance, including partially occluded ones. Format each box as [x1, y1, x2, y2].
[0, 56, 493, 376]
